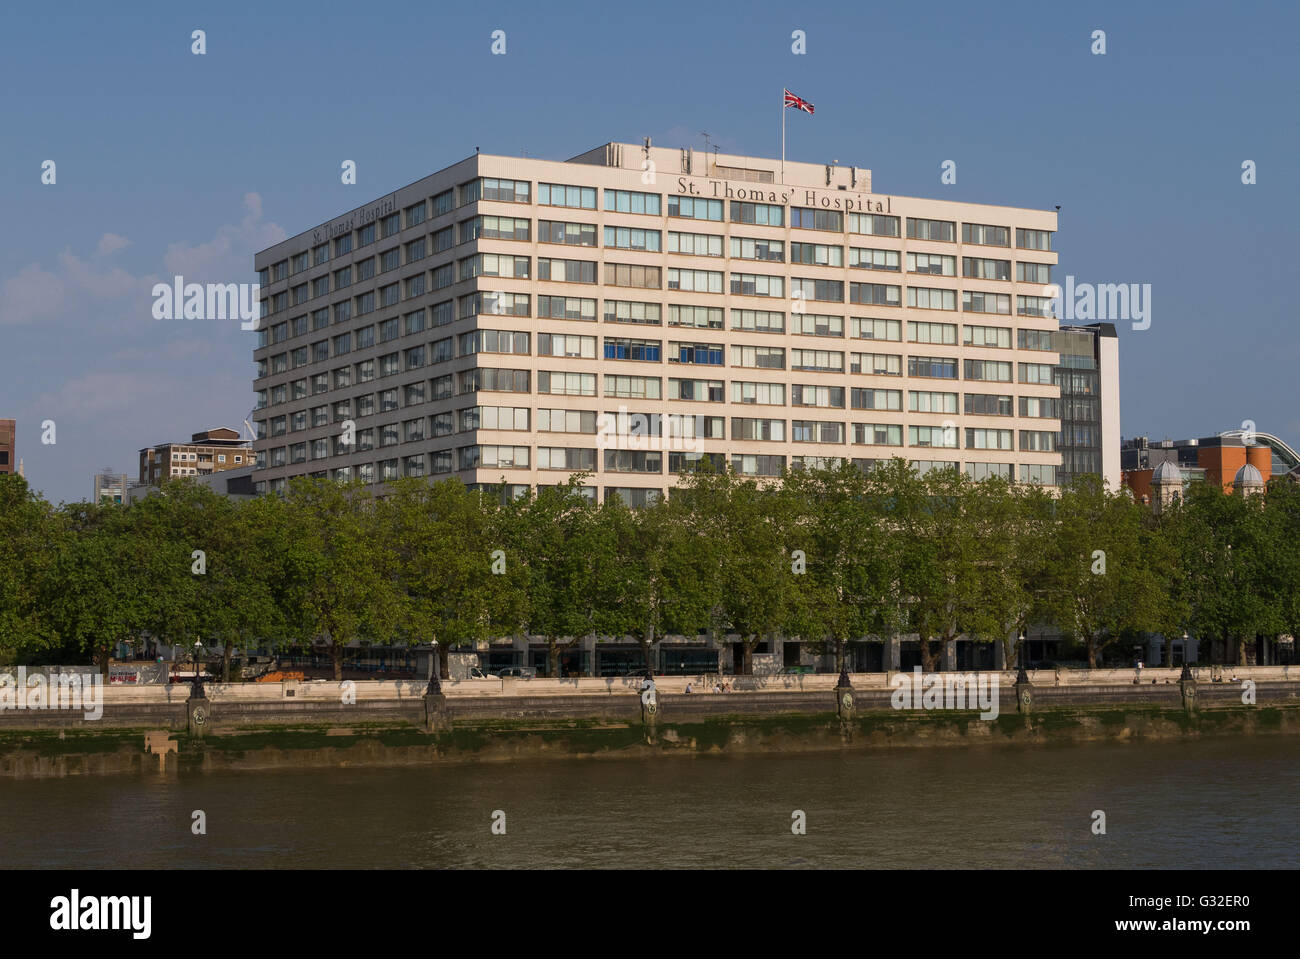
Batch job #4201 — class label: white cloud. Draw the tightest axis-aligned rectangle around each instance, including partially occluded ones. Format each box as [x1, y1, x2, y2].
[95, 233, 131, 257]
[162, 192, 286, 284]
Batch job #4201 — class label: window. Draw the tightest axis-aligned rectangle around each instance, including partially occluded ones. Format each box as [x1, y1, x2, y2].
[459, 218, 481, 244]
[731, 454, 785, 477]
[732, 417, 787, 441]
[431, 374, 453, 399]
[358, 223, 376, 248]
[851, 352, 901, 376]
[333, 234, 352, 257]
[790, 348, 843, 372]
[537, 371, 596, 396]
[379, 352, 401, 377]
[538, 447, 598, 471]
[404, 309, 425, 336]
[538, 182, 597, 209]
[1019, 362, 1055, 384]
[1017, 261, 1051, 284]
[792, 420, 845, 444]
[962, 223, 1011, 247]
[907, 321, 957, 345]
[909, 425, 959, 449]
[908, 356, 957, 379]
[731, 236, 785, 262]
[1019, 396, 1059, 418]
[850, 317, 901, 341]
[667, 196, 723, 221]
[730, 273, 785, 297]
[313, 276, 329, 298]
[538, 220, 597, 246]
[1016, 229, 1053, 251]
[459, 368, 531, 393]
[1017, 296, 1055, 318]
[603, 337, 661, 361]
[908, 287, 957, 311]
[604, 226, 661, 251]
[604, 263, 661, 289]
[666, 377, 722, 402]
[731, 344, 785, 369]
[791, 384, 844, 408]
[790, 207, 842, 232]
[730, 309, 783, 333]
[605, 300, 660, 325]
[848, 213, 900, 237]
[962, 291, 1011, 315]
[789, 242, 842, 267]
[606, 375, 663, 399]
[380, 247, 400, 273]
[332, 333, 351, 356]
[731, 381, 785, 406]
[1019, 463, 1057, 485]
[906, 218, 955, 242]
[405, 201, 427, 229]
[963, 325, 1011, 348]
[604, 190, 661, 215]
[605, 450, 662, 473]
[356, 291, 375, 316]
[1019, 430, 1056, 452]
[964, 394, 1013, 417]
[790, 277, 843, 303]
[1017, 329, 1056, 351]
[850, 283, 901, 307]
[908, 391, 957, 414]
[670, 305, 724, 329]
[539, 295, 598, 321]
[730, 202, 783, 226]
[459, 329, 530, 356]
[670, 342, 725, 366]
[851, 388, 902, 411]
[432, 226, 454, 253]
[666, 268, 722, 293]
[669, 231, 724, 257]
[480, 178, 531, 203]
[431, 300, 454, 326]
[851, 247, 901, 272]
[432, 189, 454, 217]
[966, 462, 1013, 481]
[405, 382, 425, 406]
[467, 406, 531, 431]
[853, 423, 902, 446]
[963, 359, 1012, 382]
[480, 215, 531, 241]
[537, 332, 596, 358]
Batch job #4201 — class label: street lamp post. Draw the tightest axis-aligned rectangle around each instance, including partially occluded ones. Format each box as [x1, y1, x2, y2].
[191, 640, 206, 699]
[1016, 632, 1028, 685]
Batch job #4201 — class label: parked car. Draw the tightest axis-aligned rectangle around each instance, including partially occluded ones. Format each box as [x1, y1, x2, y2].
[492, 666, 537, 679]
[783, 665, 815, 675]
[466, 666, 491, 679]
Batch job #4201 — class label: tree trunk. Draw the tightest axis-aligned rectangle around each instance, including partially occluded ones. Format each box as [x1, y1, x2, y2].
[1086, 636, 1098, 669]
[918, 636, 937, 673]
[548, 637, 558, 679]
[741, 636, 757, 675]
[1162, 635, 1172, 669]
[332, 644, 343, 681]
[1237, 635, 1248, 667]
[222, 641, 232, 683]
[437, 643, 450, 680]
[834, 637, 846, 675]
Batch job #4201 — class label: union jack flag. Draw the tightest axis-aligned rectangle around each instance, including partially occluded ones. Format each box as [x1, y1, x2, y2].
[784, 89, 814, 114]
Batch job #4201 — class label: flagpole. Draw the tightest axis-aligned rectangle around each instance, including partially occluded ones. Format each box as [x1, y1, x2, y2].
[780, 89, 785, 183]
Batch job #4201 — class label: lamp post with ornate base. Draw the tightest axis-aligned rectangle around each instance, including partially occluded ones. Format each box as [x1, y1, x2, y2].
[423, 645, 450, 732]
[1014, 633, 1033, 713]
[186, 640, 210, 737]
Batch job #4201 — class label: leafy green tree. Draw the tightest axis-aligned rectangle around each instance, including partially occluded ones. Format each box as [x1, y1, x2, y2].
[279, 479, 403, 680]
[1045, 475, 1165, 667]
[0, 475, 63, 663]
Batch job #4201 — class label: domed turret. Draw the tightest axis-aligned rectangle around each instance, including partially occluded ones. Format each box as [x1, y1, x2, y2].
[1233, 462, 1265, 496]
[1150, 461, 1182, 514]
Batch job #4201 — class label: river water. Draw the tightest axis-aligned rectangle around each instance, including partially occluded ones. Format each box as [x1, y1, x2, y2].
[4, 737, 1297, 868]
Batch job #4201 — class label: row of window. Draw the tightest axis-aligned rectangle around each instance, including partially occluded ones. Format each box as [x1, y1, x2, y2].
[260, 179, 1054, 288]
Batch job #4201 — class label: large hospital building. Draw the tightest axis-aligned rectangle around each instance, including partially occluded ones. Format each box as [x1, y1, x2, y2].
[251, 142, 1120, 499]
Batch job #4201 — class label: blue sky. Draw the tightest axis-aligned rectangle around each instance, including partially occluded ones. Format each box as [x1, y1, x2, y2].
[2, 0, 1296, 503]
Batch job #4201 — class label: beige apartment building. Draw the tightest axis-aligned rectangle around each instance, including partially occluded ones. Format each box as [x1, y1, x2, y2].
[138, 427, 252, 486]
[251, 142, 1082, 501]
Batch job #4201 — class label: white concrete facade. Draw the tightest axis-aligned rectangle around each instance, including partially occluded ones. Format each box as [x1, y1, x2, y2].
[252, 142, 1083, 499]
